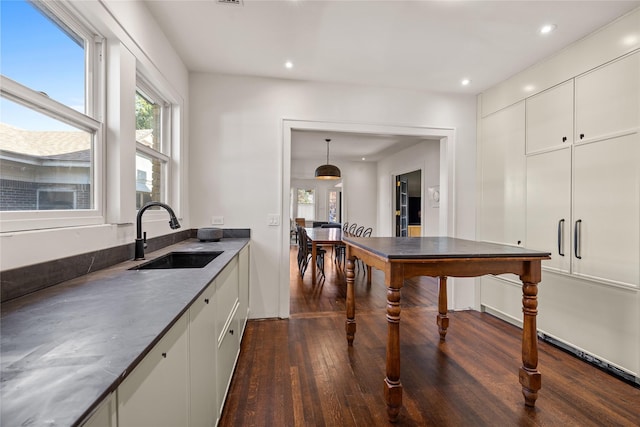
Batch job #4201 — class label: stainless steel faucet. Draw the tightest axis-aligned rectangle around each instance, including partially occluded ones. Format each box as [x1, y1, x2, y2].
[134, 202, 181, 260]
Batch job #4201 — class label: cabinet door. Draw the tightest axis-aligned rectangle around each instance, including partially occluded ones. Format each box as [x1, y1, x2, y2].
[526, 148, 572, 273]
[217, 305, 240, 416]
[216, 257, 239, 342]
[238, 245, 249, 336]
[479, 101, 526, 246]
[189, 282, 218, 427]
[575, 51, 639, 142]
[573, 133, 639, 287]
[81, 393, 116, 427]
[118, 315, 189, 427]
[526, 80, 574, 154]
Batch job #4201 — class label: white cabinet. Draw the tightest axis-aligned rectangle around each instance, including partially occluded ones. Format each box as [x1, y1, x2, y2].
[118, 315, 189, 427]
[189, 281, 218, 427]
[525, 147, 572, 273]
[215, 257, 240, 416]
[575, 52, 639, 142]
[238, 244, 249, 336]
[573, 133, 639, 286]
[479, 101, 526, 246]
[525, 51, 639, 289]
[526, 80, 574, 154]
[80, 393, 116, 427]
[190, 244, 249, 426]
[115, 244, 250, 427]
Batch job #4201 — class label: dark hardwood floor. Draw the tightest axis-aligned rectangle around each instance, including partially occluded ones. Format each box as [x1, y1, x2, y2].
[219, 244, 640, 426]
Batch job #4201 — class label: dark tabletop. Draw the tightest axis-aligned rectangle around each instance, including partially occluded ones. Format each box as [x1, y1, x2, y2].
[342, 236, 550, 260]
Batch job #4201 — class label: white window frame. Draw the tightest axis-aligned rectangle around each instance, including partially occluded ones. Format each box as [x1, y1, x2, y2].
[0, 1, 104, 233]
[296, 188, 316, 221]
[135, 76, 172, 212]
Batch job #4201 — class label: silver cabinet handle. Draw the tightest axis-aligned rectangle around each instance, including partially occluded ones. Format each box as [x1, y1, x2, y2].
[574, 219, 582, 259]
[557, 219, 565, 256]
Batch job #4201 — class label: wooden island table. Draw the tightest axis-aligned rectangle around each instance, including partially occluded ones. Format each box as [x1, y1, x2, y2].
[342, 236, 550, 422]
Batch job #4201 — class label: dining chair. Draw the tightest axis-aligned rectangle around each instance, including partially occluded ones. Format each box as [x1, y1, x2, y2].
[355, 226, 365, 237]
[348, 223, 358, 235]
[297, 226, 325, 280]
[290, 219, 299, 243]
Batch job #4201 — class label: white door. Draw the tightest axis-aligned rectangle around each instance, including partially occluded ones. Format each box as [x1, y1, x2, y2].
[479, 101, 526, 246]
[526, 147, 572, 273]
[572, 133, 639, 287]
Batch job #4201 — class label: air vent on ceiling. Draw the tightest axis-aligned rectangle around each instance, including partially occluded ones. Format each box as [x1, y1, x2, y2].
[218, 0, 243, 5]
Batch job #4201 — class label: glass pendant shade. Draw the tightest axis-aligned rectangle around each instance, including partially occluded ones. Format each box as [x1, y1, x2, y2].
[315, 138, 341, 180]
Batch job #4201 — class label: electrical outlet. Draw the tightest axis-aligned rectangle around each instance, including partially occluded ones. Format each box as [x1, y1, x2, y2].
[211, 216, 224, 225]
[267, 214, 280, 226]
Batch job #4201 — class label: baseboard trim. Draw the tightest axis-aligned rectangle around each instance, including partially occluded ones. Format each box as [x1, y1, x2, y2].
[481, 305, 639, 388]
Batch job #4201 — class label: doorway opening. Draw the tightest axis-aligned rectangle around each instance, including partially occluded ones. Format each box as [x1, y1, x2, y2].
[395, 170, 421, 237]
[281, 119, 455, 318]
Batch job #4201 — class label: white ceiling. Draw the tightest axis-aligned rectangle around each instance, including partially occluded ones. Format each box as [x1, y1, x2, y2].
[291, 130, 428, 162]
[144, 0, 640, 161]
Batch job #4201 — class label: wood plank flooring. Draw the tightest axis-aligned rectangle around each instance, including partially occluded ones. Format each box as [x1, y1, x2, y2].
[219, 245, 640, 426]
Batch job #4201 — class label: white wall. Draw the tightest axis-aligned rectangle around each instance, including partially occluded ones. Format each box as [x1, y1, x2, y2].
[189, 73, 477, 318]
[0, 1, 189, 271]
[290, 158, 377, 228]
[377, 141, 440, 237]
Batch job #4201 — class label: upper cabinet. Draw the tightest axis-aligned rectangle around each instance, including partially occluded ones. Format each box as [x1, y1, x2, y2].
[526, 80, 574, 154]
[575, 52, 639, 142]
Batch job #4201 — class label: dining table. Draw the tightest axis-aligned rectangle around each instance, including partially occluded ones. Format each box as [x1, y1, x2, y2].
[304, 227, 343, 285]
[342, 236, 551, 423]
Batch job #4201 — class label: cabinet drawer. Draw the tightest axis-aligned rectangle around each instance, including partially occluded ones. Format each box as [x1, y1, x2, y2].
[215, 257, 239, 341]
[217, 304, 240, 415]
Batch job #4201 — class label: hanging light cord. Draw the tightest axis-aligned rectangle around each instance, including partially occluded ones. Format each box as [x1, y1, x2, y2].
[325, 138, 331, 164]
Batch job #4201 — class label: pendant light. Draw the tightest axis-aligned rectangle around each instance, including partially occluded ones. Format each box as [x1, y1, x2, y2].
[315, 138, 341, 180]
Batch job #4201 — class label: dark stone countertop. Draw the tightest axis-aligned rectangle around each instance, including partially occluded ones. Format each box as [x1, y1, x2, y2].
[342, 236, 551, 259]
[0, 237, 249, 427]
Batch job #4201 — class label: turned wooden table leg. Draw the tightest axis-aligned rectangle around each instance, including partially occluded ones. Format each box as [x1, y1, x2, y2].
[345, 256, 356, 346]
[520, 261, 542, 407]
[437, 276, 449, 340]
[384, 272, 403, 422]
[311, 242, 317, 285]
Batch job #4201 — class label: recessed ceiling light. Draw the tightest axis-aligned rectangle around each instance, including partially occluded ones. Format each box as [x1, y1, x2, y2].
[361, 157, 366, 161]
[461, 78, 471, 86]
[539, 24, 556, 35]
[622, 34, 638, 46]
[284, 61, 294, 69]
[523, 84, 535, 93]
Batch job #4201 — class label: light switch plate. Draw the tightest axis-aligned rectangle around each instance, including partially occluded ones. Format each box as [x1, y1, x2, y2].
[267, 214, 280, 226]
[211, 216, 224, 225]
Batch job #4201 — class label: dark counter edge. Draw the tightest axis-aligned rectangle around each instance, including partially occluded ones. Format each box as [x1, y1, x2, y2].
[342, 236, 551, 260]
[1, 228, 250, 303]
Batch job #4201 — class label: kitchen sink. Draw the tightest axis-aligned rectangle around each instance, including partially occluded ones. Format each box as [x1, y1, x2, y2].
[130, 251, 223, 270]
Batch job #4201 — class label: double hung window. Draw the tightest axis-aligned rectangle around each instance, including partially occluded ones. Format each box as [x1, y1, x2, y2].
[296, 189, 315, 220]
[135, 79, 171, 210]
[0, 0, 102, 231]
